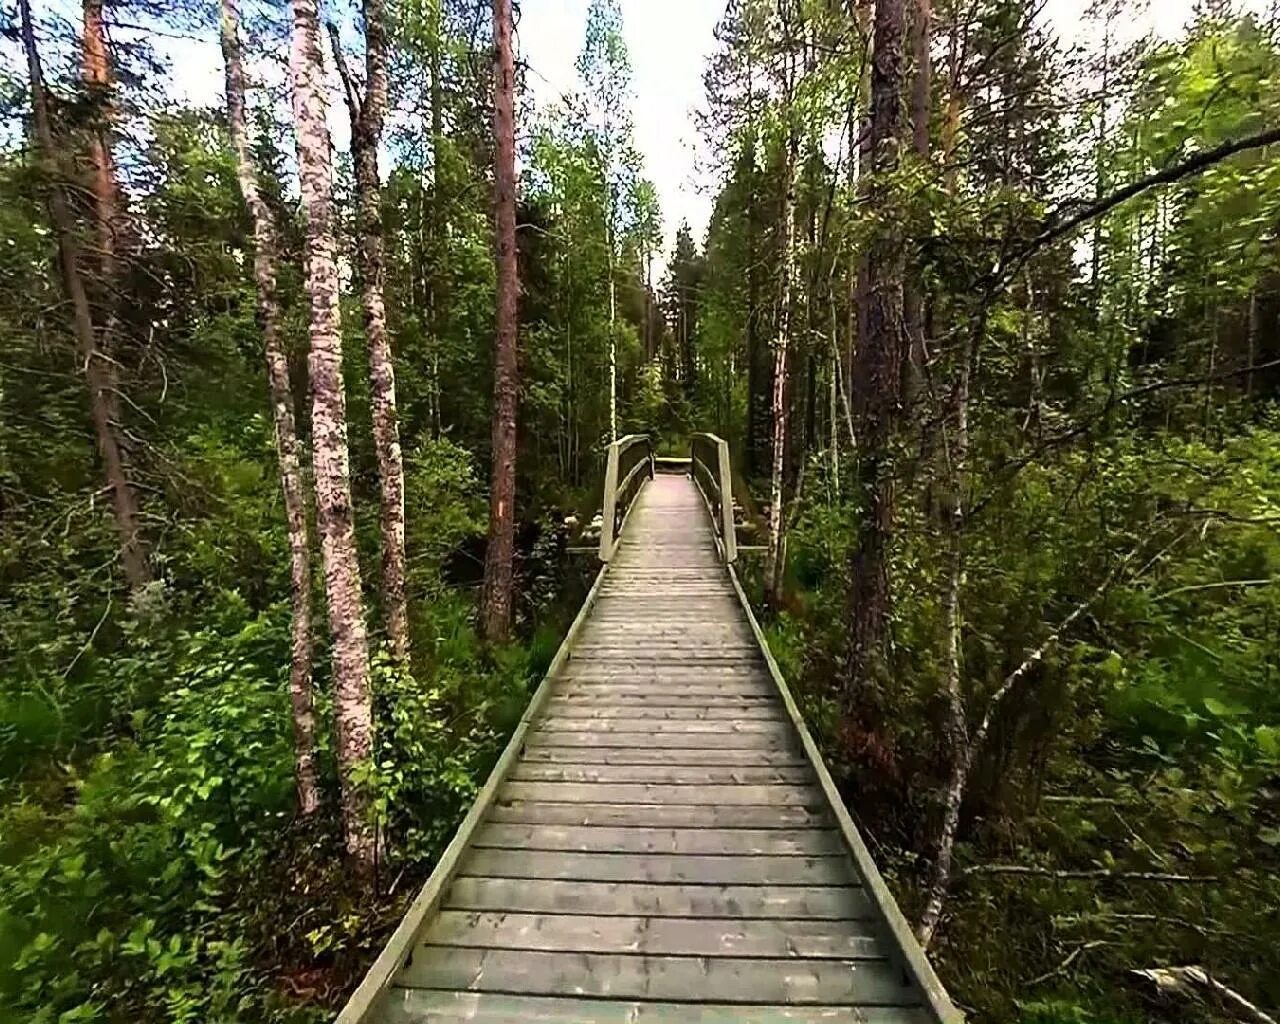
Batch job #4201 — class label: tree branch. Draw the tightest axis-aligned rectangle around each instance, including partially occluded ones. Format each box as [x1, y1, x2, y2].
[326, 21, 363, 124]
[1020, 124, 1280, 267]
[966, 865, 1218, 883]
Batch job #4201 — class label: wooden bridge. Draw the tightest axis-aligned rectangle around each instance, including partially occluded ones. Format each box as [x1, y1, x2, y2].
[338, 436, 960, 1023]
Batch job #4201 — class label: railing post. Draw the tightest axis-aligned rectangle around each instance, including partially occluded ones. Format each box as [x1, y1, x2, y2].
[716, 438, 737, 563]
[599, 441, 620, 562]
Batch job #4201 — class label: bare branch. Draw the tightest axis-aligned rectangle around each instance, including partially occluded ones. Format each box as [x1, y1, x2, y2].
[326, 20, 363, 123]
[966, 865, 1218, 883]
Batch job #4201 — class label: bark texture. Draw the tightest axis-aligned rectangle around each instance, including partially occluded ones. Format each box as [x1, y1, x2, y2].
[903, 0, 931, 410]
[289, 0, 377, 873]
[332, 0, 410, 662]
[21, 0, 147, 593]
[916, 346, 970, 949]
[83, 0, 148, 591]
[847, 0, 908, 705]
[764, 47, 798, 612]
[220, 0, 320, 818]
[480, 0, 520, 642]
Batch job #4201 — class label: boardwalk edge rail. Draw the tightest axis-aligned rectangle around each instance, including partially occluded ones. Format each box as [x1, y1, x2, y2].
[723, 553, 964, 1024]
[334, 559, 617, 1024]
[599, 433, 655, 561]
[689, 431, 737, 563]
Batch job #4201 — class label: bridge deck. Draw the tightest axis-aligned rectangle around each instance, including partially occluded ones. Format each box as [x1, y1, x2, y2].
[347, 473, 954, 1023]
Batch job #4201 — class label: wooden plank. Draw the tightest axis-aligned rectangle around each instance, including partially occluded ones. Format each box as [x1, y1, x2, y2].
[397, 947, 914, 1006]
[544, 694, 777, 708]
[554, 682, 773, 695]
[509, 763, 812, 785]
[444, 878, 872, 919]
[472, 823, 842, 856]
[333, 564, 615, 1024]
[521, 747, 806, 767]
[501, 781, 818, 805]
[384, 990, 934, 1024]
[541, 703, 783, 719]
[423, 911, 880, 958]
[526, 732, 793, 750]
[460, 849, 853, 885]
[487, 801, 829, 828]
[532, 719, 790, 735]
[725, 565, 962, 1022]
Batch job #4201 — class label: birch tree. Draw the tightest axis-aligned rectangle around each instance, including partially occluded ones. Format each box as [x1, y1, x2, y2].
[764, 7, 799, 611]
[330, 0, 410, 662]
[220, 0, 320, 817]
[289, 0, 377, 873]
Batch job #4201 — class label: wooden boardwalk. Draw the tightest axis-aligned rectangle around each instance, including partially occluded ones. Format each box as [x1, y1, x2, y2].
[340, 472, 958, 1023]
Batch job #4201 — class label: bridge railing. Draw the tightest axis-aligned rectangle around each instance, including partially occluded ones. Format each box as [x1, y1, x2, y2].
[598, 433, 655, 561]
[690, 432, 737, 563]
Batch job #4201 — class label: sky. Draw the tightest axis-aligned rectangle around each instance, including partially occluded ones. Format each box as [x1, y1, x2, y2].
[22, 0, 1264, 269]
[518, 0, 1271, 269]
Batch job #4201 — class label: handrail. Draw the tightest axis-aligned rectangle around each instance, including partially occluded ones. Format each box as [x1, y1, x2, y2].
[598, 433, 655, 561]
[690, 432, 737, 563]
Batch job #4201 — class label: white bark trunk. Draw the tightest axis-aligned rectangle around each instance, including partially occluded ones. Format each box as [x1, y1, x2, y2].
[765, 46, 797, 610]
[289, 0, 377, 874]
[221, 0, 320, 817]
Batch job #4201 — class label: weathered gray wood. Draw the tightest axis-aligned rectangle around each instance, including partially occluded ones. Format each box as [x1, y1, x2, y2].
[333, 564, 614, 1024]
[487, 801, 828, 828]
[444, 878, 873, 918]
[501, 781, 819, 805]
[533, 718, 790, 734]
[553, 682, 774, 697]
[527, 732, 794, 750]
[383, 990, 936, 1024]
[398, 947, 913, 1005]
[340, 470, 958, 1024]
[473, 823, 841, 855]
[521, 747, 806, 766]
[510, 763, 811, 785]
[461, 849, 852, 885]
[423, 911, 881, 957]
[542, 703, 784, 719]
[726, 557, 963, 1022]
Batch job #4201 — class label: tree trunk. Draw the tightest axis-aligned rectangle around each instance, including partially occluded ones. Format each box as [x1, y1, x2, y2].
[481, 0, 520, 642]
[847, 0, 908, 705]
[83, 0, 149, 591]
[220, 0, 320, 818]
[902, 0, 931, 412]
[916, 338, 971, 949]
[289, 0, 377, 874]
[852, 0, 874, 394]
[21, 0, 147, 594]
[765, 46, 798, 612]
[333, 0, 410, 662]
[745, 139, 771, 482]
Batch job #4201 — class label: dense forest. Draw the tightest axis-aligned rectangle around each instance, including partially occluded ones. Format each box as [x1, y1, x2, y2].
[1, 0, 1278, 1021]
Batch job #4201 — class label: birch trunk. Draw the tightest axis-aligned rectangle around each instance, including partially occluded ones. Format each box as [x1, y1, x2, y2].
[220, 0, 320, 817]
[480, 0, 520, 642]
[916, 342, 971, 949]
[289, 0, 377, 874]
[764, 46, 797, 612]
[334, 0, 410, 662]
[847, 0, 908, 705]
